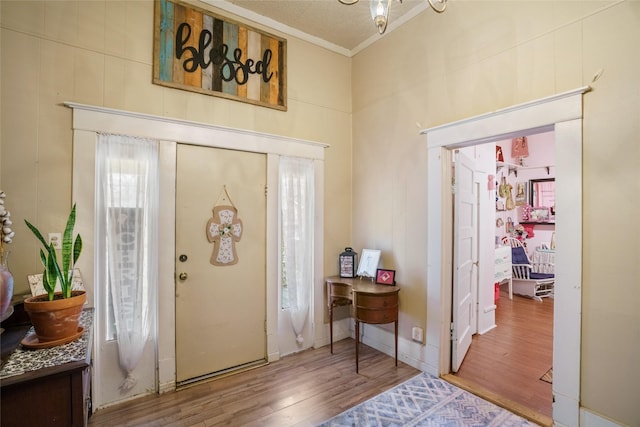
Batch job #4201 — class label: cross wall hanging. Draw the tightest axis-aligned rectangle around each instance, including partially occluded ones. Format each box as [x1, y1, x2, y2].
[206, 186, 243, 266]
[153, 0, 287, 111]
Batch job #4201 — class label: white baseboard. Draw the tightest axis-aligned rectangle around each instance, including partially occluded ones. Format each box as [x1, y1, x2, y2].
[159, 380, 175, 394]
[580, 408, 625, 427]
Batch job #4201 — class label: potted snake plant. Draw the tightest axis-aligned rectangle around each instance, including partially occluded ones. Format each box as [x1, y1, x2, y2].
[23, 204, 86, 347]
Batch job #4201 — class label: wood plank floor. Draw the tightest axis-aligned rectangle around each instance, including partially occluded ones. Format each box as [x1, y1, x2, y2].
[89, 291, 552, 427]
[452, 288, 553, 426]
[88, 338, 420, 427]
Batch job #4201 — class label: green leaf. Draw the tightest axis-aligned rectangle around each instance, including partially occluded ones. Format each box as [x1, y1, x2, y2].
[38, 249, 47, 269]
[73, 234, 82, 265]
[24, 219, 49, 248]
[41, 271, 54, 301]
[45, 246, 59, 300]
[61, 204, 76, 279]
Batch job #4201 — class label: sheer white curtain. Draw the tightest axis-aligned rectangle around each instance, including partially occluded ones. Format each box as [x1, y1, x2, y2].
[280, 157, 314, 345]
[96, 134, 159, 392]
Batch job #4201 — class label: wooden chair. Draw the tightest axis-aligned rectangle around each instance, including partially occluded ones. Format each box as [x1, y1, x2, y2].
[503, 237, 555, 301]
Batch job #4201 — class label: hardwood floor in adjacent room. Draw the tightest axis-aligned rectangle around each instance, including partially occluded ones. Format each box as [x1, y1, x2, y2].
[88, 338, 420, 427]
[450, 288, 554, 426]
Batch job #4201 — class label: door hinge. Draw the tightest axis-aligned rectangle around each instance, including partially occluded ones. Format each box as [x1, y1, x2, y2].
[265, 185, 268, 197]
[450, 322, 455, 341]
[451, 177, 456, 194]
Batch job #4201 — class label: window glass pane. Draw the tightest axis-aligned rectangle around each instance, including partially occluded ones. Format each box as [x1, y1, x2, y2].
[105, 165, 147, 340]
[280, 157, 313, 311]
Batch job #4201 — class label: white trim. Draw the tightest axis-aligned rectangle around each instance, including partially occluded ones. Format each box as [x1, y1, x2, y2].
[422, 87, 589, 425]
[68, 103, 326, 408]
[266, 154, 280, 363]
[64, 102, 328, 159]
[579, 408, 625, 427]
[422, 87, 590, 147]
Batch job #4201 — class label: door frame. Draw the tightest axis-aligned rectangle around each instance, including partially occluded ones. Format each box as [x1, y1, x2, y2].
[421, 87, 589, 426]
[68, 102, 327, 407]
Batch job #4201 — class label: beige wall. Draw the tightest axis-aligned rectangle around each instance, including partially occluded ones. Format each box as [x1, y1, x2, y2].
[352, 1, 639, 425]
[0, 0, 352, 298]
[3, 0, 639, 424]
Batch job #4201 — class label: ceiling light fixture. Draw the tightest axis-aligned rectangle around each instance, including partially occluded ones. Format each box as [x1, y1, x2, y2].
[338, 0, 447, 35]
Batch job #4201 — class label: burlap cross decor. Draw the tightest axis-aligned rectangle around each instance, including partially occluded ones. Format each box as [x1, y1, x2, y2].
[206, 187, 243, 266]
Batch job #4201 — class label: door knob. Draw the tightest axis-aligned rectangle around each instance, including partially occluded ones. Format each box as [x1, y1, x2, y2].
[179, 272, 188, 280]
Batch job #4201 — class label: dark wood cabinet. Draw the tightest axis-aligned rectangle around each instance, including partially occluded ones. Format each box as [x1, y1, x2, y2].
[1, 361, 91, 427]
[1, 306, 93, 427]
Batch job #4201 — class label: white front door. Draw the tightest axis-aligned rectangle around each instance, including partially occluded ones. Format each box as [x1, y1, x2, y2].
[451, 150, 478, 372]
[175, 144, 267, 385]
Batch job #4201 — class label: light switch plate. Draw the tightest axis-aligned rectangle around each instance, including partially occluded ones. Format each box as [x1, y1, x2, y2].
[48, 233, 62, 249]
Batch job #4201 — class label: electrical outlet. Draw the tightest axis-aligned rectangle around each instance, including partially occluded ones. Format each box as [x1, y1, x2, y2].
[412, 326, 423, 343]
[48, 233, 62, 249]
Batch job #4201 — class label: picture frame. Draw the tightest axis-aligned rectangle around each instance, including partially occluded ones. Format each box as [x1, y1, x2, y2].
[356, 249, 381, 278]
[376, 269, 396, 285]
[27, 268, 85, 297]
[515, 181, 528, 206]
[531, 207, 550, 222]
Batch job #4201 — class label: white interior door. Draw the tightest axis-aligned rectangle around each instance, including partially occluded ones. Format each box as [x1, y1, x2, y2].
[452, 150, 478, 372]
[175, 144, 267, 385]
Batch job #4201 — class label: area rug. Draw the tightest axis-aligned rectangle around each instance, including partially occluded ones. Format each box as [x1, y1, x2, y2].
[317, 373, 537, 426]
[540, 368, 553, 384]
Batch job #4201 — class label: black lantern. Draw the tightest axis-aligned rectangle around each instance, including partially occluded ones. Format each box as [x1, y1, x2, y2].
[339, 247, 358, 278]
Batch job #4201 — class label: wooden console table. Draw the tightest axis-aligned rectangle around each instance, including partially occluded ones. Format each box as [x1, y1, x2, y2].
[326, 276, 400, 373]
[1, 307, 94, 427]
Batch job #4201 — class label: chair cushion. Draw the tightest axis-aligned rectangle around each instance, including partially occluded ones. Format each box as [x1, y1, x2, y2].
[530, 272, 554, 280]
[511, 246, 529, 265]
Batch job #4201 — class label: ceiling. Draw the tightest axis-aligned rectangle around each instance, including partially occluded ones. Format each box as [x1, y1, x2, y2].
[204, 0, 430, 55]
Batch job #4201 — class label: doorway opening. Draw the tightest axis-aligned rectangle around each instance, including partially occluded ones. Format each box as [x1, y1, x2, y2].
[422, 87, 588, 427]
[450, 132, 557, 424]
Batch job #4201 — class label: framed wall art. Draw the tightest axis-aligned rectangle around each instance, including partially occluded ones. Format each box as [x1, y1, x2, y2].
[153, 0, 287, 111]
[375, 269, 396, 285]
[356, 249, 381, 278]
[515, 181, 528, 206]
[28, 268, 85, 297]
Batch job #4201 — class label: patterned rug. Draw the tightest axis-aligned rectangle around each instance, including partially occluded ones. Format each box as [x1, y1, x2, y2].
[317, 373, 538, 427]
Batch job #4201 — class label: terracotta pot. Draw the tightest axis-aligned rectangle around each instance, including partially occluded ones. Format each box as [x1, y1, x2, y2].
[24, 290, 86, 343]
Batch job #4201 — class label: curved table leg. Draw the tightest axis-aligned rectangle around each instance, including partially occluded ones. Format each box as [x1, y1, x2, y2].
[355, 320, 360, 373]
[329, 304, 334, 354]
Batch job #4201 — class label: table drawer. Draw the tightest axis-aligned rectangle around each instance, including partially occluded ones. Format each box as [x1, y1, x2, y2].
[356, 293, 398, 309]
[355, 307, 398, 324]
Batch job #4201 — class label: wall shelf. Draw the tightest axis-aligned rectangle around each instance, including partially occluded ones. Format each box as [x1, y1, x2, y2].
[496, 161, 553, 177]
[520, 221, 555, 225]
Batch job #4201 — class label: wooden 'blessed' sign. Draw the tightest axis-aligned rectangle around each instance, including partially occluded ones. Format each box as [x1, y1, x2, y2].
[153, 0, 287, 111]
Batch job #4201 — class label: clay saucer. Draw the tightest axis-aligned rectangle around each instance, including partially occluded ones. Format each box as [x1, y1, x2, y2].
[21, 326, 84, 350]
